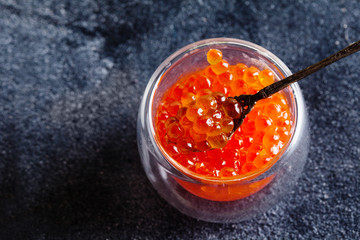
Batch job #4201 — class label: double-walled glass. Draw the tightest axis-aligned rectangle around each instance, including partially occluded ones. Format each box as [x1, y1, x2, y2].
[137, 38, 309, 223]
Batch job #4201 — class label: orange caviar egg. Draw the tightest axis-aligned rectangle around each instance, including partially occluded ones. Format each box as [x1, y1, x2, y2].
[212, 81, 229, 96]
[189, 128, 207, 142]
[194, 115, 214, 134]
[167, 101, 181, 115]
[177, 138, 194, 153]
[254, 115, 273, 130]
[155, 49, 292, 178]
[207, 133, 228, 149]
[211, 60, 229, 75]
[180, 92, 196, 106]
[243, 66, 260, 86]
[194, 75, 212, 90]
[197, 95, 218, 112]
[259, 69, 275, 87]
[233, 63, 248, 78]
[207, 49, 223, 65]
[166, 122, 184, 140]
[218, 72, 234, 85]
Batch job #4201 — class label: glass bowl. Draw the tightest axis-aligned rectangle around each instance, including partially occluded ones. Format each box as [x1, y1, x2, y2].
[137, 38, 309, 223]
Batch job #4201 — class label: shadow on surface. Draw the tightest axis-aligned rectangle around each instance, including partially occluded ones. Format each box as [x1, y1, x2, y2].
[0, 117, 207, 239]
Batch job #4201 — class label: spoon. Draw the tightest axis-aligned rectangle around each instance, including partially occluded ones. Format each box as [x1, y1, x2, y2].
[230, 39, 360, 136]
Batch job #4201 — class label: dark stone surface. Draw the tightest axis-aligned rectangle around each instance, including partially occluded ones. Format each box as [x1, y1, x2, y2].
[0, 0, 359, 239]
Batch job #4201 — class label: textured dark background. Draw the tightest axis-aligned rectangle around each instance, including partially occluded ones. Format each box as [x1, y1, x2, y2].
[0, 0, 359, 239]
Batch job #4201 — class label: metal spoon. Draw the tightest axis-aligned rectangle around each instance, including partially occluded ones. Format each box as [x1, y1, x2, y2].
[230, 40, 360, 136]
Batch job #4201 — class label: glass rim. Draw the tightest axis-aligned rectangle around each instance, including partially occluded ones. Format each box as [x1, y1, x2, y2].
[144, 38, 304, 183]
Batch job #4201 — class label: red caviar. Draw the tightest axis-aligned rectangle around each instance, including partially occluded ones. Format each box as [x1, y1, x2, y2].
[155, 49, 292, 179]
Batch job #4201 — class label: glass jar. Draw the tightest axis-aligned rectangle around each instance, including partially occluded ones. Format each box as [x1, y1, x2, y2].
[137, 38, 309, 223]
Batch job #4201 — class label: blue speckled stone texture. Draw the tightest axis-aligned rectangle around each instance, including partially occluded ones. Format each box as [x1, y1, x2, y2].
[0, 0, 359, 239]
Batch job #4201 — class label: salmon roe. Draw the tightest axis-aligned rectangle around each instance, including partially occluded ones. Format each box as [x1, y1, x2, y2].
[155, 49, 292, 178]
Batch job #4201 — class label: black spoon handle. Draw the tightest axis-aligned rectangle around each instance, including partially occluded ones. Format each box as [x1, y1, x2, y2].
[253, 40, 360, 101]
